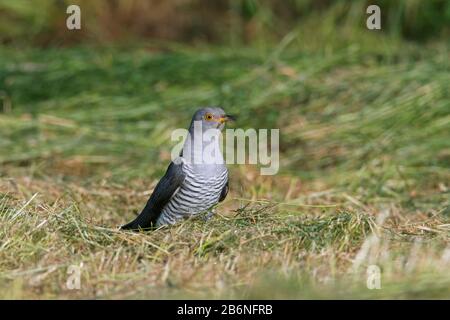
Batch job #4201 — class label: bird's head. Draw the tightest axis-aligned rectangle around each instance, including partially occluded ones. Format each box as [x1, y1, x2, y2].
[190, 107, 235, 131]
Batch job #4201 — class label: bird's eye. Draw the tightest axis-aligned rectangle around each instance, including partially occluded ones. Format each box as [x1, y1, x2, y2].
[204, 113, 214, 121]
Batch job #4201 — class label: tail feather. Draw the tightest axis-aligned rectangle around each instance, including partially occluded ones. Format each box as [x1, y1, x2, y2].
[120, 203, 159, 231]
[120, 213, 156, 231]
[120, 220, 139, 231]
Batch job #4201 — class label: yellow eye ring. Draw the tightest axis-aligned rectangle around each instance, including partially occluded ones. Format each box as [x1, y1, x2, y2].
[204, 113, 214, 121]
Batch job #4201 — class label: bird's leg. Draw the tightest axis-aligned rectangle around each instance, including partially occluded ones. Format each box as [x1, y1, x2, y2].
[204, 208, 216, 221]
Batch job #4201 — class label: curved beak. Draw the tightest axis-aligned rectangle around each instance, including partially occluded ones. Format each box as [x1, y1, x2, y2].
[218, 114, 237, 124]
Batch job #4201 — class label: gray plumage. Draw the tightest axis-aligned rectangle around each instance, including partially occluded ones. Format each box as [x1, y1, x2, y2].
[121, 107, 231, 230]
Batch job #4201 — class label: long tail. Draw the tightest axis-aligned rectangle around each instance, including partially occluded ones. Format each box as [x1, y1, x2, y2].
[120, 202, 158, 231]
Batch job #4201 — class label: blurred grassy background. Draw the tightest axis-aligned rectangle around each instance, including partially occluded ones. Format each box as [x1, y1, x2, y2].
[0, 0, 449, 299]
[0, 0, 449, 46]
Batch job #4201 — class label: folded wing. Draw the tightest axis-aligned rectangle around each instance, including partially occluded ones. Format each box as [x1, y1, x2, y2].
[121, 161, 186, 231]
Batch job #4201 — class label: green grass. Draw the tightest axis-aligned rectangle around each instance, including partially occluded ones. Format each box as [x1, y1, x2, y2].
[0, 31, 449, 298]
[1, 0, 449, 45]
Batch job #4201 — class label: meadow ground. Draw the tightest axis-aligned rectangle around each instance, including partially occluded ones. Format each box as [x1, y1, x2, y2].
[0, 32, 449, 298]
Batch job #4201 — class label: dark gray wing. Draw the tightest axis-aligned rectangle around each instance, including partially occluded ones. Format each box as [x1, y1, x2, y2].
[121, 161, 185, 231]
[218, 178, 229, 203]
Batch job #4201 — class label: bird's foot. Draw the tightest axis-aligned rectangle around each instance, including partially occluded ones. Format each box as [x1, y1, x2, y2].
[204, 209, 216, 222]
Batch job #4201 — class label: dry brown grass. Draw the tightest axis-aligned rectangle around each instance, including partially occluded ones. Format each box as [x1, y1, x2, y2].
[0, 168, 448, 299]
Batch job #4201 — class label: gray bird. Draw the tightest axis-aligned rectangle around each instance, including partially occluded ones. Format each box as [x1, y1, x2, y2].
[121, 107, 232, 230]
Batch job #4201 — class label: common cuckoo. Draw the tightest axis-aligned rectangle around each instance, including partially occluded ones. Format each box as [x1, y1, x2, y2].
[121, 107, 232, 230]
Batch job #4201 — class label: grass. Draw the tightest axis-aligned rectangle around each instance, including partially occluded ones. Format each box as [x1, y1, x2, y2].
[0, 29, 449, 298]
[1, 0, 449, 45]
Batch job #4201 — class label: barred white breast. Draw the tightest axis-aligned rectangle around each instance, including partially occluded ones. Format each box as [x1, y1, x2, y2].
[156, 163, 228, 226]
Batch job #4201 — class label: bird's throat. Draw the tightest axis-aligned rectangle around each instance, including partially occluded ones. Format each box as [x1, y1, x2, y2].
[182, 132, 224, 166]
